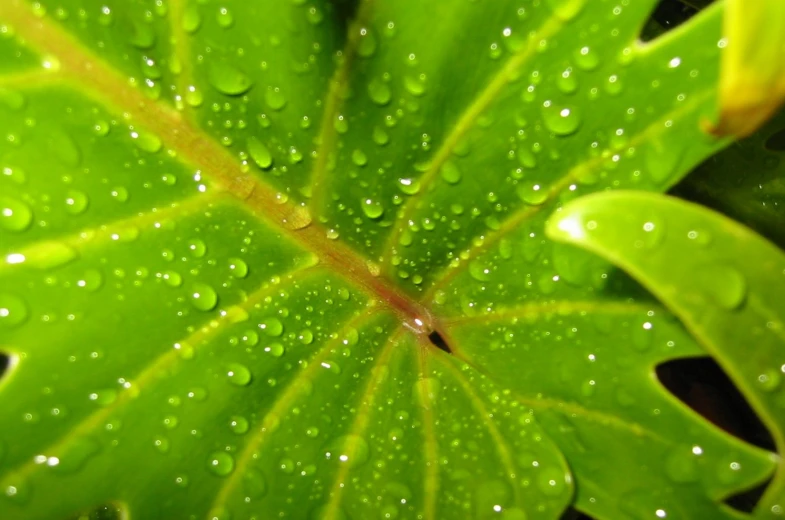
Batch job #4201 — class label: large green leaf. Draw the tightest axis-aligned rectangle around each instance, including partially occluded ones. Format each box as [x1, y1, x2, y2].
[545, 191, 785, 516]
[0, 0, 777, 518]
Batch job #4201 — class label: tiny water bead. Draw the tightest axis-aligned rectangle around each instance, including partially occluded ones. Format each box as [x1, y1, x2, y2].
[225, 363, 252, 386]
[190, 283, 218, 311]
[207, 451, 235, 476]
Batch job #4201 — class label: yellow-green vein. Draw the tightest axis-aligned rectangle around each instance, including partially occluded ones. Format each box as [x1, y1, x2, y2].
[0, 0, 429, 325]
[168, 0, 195, 117]
[0, 68, 61, 88]
[380, 12, 568, 267]
[441, 300, 660, 326]
[309, 0, 374, 214]
[0, 191, 217, 275]
[322, 327, 404, 520]
[208, 306, 386, 511]
[422, 87, 717, 301]
[439, 357, 520, 502]
[417, 339, 440, 520]
[6, 263, 320, 482]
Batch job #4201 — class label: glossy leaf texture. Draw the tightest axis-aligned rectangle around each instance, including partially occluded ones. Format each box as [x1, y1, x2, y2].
[546, 191, 785, 517]
[0, 1, 777, 519]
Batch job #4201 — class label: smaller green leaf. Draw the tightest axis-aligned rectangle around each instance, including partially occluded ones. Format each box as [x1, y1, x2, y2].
[546, 190, 784, 516]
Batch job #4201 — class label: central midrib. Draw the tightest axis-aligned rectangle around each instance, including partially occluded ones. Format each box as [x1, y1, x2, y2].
[0, 0, 434, 327]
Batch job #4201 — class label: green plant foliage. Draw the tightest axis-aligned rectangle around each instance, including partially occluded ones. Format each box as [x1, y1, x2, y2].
[547, 191, 785, 516]
[0, 0, 780, 519]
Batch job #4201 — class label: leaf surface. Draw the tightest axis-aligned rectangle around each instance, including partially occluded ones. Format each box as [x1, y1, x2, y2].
[0, 1, 777, 519]
[546, 191, 785, 516]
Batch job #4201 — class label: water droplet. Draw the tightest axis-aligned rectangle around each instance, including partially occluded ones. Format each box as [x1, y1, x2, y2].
[51, 437, 101, 474]
[190, 283, 218, 311]
[153, 435, 170, 454]
[216, 7, 233, 28]
[0, 293, 28, 328]
[88, 388, 117, 406]
[131, 129, 162, 153]
[557, 68, 578, 94]
[208, 61, 253, 96]
[92, 120, 110, 136]
[575, 45, 600, 70]
[128, 20, 156, 49]
[756, 369, 782, 392]
[0, 197, 32, 231]
[440, 161, 461, 184]
[264, 342, 285, 357]
[188, 238, 207, 258]
[228, 257, 248, 278]
[541, 101, 581, 136]
[403, 75, 426, 96]
[226, 363, 252, 386]
[324, 435, 369, 468]
[373, 126, 389, 146]
[207, 451, 235, 476]
[695, 264, 747, 310]
[361, 198, 384, 219]
[351, 149, 368, 167]
[229, 415, 249, 434]
[64, 190, 89, 215]
[517, 181, 548, 205]
[246, 137, 273, 170]
[163, 270, 183, 287]
[174, 474, 189, 488]
[264, 87, 287, 111]
[368, 78, 391, 105]
[260, 317, 284, 336]
[469, 260, 491, 282]
[397, 177, 420, 195]
[356, 27, 377, 57]
[664, 445, 700, 483]
[536, 467, 569, 497]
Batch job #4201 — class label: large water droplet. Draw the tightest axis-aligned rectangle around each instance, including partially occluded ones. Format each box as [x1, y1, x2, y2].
[208, 62, 253, 96]
[0, 197, 32, 232]
[541, 101, 581, 136]
[207, 451, 235, 476]
[324, 435, 370, 468]
[264, 87, 287, 111]
[360, 198, 384, 219]
[0, 293, 28, 328]
[225, 363, 252, 386]
[440, 161, 461, 185]
[368, 78, 391, 106]
[190, 283, 218, 311]
[356, 27, 377, 57]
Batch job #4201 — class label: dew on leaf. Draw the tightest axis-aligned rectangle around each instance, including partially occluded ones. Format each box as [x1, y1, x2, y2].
[228, 257, 249, 278]
[440, 161, 461, 184]
[541, 101, 581, 136]
[188, 238, 207, 258]
[259, 317, 284, 336]
[229, 415, 249, 434]
[351, 149, 368, 167]
[356, 27, 377, 57]
[190, 283, 218, 311]
[207, 451, 235, 476]
[517, 181, 548, 205]
[373, 126, 389, 145]
[0, 293, 28, 329]
[0, 197, 33, 232]
[208, 61, 253, 96]
[368, 77, 392, 106]
[397, 176, 420, 196]
[361, 198, 384, 219]
[265, 342, 285, 357]
[694, 264, 747, 310]
[264, 87, 287, 111]
[247, 137, 273, 170]
[163, 270, 183, 287]
[324, 435, 370, 468]
[226, 363, 252, 386]
[64, 190, 89, 215]
[216, 7, 234, 28]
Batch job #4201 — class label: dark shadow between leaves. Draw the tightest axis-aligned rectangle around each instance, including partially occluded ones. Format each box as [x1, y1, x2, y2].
[0, 352, 8, 381]
[559, 505, 595, 520]
[428, 330, 452, 354]
[657, 357, 776, 512]
[764, 127, 785, 152]
[640, 0, 714, 42]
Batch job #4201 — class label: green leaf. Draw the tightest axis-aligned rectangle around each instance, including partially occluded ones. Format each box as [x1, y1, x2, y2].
[545, 191, 785, 516]
[674, 107, 785, 249]
[0, 0, 777, 519]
